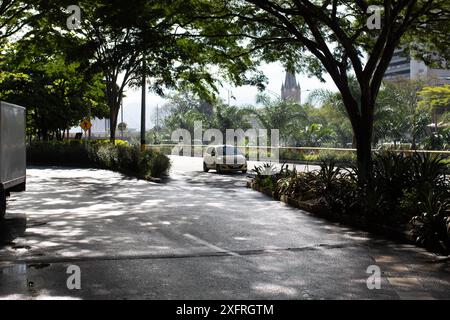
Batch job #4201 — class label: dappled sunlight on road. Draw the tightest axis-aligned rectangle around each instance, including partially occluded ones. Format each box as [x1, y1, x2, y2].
[0, 157, 448, 299]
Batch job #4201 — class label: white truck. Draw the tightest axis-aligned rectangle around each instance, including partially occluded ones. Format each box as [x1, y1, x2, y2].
[0, 101, 26, 219]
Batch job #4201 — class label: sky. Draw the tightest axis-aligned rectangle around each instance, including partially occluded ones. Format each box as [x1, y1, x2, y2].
[120, 61, 338, 130]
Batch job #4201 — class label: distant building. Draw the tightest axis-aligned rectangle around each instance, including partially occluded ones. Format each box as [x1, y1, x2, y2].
[384, 48, 450, 85]
[281, 71, 301, 103]
[384, 48, 450, 132]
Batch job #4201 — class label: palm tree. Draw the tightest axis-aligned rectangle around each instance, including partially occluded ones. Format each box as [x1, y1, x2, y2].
[246, 93, 309, 145]
[306, 89, 353, 147]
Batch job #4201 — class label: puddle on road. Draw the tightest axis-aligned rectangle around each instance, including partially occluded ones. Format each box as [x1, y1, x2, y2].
[1, 264, 27, 276]
[0, 262, 51, 275]
[0, 262, 52, 299]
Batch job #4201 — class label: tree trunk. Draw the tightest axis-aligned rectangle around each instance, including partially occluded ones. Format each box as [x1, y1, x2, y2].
[355, 124, 373, 185]
[109, 99, 121, 144]
[110, 107, 117, 144]
[106, 83, 120, 144]
[343, 95, 375, 185]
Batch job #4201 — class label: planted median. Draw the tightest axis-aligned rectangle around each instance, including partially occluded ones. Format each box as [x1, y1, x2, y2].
[27, 140, 171, 180]
[248, 152, 450, 256]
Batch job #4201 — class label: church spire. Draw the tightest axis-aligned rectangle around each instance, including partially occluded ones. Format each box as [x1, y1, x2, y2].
[281, 70, 301, 103]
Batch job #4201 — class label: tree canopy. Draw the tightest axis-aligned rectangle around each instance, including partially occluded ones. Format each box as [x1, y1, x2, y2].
[0, 36, 108, 139]
[179, 0, 450, 180]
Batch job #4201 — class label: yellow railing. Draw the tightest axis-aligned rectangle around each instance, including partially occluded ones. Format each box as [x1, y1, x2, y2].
[145, 144, 450, 156]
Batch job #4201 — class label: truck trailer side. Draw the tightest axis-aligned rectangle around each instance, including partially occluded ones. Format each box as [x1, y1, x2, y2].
[0, 101, 26, 219]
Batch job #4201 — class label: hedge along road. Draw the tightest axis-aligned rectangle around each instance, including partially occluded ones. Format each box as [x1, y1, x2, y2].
[0, 155, 448, 299]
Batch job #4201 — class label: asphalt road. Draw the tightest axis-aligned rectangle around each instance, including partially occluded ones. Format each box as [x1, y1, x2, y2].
[0, 156, 448, 300]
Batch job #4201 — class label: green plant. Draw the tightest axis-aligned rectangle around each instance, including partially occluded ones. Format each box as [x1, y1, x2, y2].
[277, 171, 320, 201]
[249, 151, 450, 255]
[252, 163, 278, 179]
[315, 160, 358, 215]
[27, 141, 170, 179]
[410, 188, 450, 255]
[317, 150, 356, 164]
[145, 152, 172, 178]
[91, 139, 129, 146]
[411, 153, 447, 190]
[317, 160, 341, 191]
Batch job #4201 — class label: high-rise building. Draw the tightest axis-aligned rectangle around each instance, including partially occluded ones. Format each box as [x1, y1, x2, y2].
[281, 71, 301, 103]
[384, 48, 450, 85]
[384, 48, 411, 79]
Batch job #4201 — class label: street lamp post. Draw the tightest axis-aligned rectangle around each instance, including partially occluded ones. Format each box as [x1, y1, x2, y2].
[140, 59, 146, 152]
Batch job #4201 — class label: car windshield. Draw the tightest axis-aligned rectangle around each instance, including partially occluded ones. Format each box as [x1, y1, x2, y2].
[219, 146, 242, 156]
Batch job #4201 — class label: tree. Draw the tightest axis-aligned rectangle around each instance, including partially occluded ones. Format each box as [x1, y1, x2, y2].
[36, 0, 261, 143]
[211, 104, 252, 134]
[308, 79, 432, 148]
[0, 1, 34, 45]
[295, 123, 336, 147]
[406, 2, 450, 69]
[418, 84, 450, 149]
[162, 92, 251, 140]
[307, 88, 354, 147]
[0, 39, 108, 140]
[38, 0, 168, 142]
[375, 79, 429, 148]
[248, 94, 309, 145]
[162, 92, 211, 135]
[188, 0, 450, 182]
[418, 84, 450, 110]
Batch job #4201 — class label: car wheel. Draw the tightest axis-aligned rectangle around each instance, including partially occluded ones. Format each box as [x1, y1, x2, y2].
[203, 162, 209, 172]
[216, 164, 222, 174]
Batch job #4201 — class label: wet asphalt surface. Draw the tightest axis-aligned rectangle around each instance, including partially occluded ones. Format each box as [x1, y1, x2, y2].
[0, 156, 448, 300]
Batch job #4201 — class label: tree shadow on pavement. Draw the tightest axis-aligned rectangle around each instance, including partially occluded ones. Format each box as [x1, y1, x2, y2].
[0, 214, 27, 248]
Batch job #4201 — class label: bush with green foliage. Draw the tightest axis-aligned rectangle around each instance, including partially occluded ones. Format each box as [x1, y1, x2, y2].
[27, 141, 171, 179]
[279, 148, 356, 164]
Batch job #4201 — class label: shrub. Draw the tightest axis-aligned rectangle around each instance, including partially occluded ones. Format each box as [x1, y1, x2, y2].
[147, 152, 172, 178]
[94, 143, 119, 169]
[317, 150, 356, 164]
[91, 139, 128, 146]
[278, 149, 357, 164]
[27, 140, 90, 166]
[280, 149, 306, 161]
[27, 141, 170, 179]
[410, 188, 450, 255]
[251, 163, 280, 190]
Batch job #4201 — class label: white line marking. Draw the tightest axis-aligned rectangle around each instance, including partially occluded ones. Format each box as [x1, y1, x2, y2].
[184, 233, 241, 257]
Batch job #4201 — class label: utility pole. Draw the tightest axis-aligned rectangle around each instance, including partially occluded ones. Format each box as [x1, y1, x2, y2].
[140, 59, 146, 151]
[88, 104, 92, 140]
[120, 100, 124, 139]
[156, 104, 159, 143]
[156, 104, 159, 128]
